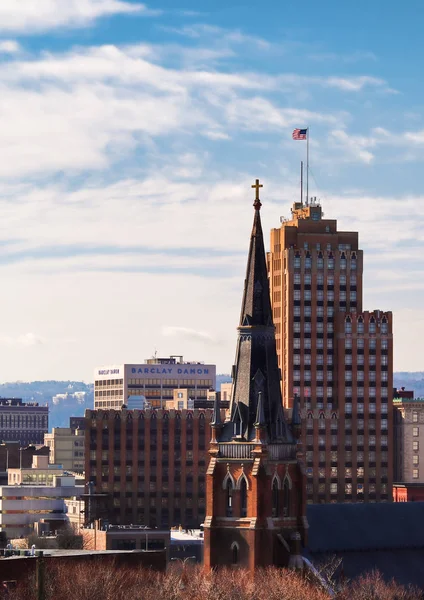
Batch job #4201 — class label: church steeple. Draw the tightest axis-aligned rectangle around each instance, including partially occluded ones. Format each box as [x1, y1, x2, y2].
[224, 180, 293, 443]
[203, 179, 306, 573]
[239, 179, 274, 328]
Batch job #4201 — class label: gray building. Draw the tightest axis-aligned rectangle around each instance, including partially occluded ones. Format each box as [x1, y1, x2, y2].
[0, 398, 48, 446]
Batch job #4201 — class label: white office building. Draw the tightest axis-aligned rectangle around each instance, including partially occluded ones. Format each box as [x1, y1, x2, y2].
[94, 355, 216, 410]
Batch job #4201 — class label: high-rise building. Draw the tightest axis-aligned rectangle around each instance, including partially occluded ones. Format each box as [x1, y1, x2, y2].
[268, 199, 393, 503]
[204, 182, 306, 571]
[0, 398, 48, 445]
[94, 356, 216, 410]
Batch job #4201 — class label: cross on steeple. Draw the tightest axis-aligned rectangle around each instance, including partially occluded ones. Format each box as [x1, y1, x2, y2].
[251, 179, 263, 210]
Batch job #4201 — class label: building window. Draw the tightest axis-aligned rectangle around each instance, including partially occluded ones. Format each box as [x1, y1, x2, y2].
[413, 441, 419, 451]
[413, 469, 419, 479]
[272, 478, 279, 518]
[283, 480, 290, 517]
[231, 543, 239, 565]
[369, 319, 376, 334]
[240, 478, 247, 518]
[226, 479, 233, 517]
[413, 427, 419, 437]
[413, 456, 419, 466]
[413, 412, 419, 423]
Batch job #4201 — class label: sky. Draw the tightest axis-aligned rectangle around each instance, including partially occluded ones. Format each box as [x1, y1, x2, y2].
[0, 0, 423, 381]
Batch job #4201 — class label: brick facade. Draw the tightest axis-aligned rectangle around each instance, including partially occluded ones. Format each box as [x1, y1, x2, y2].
[268, 201, 393, 503]
[85, 408, 212, 528]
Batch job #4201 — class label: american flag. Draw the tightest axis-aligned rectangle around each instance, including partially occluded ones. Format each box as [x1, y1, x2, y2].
[292, 128, 308, 140]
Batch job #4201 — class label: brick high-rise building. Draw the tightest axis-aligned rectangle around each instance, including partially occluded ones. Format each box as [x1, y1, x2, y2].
[268, 199, 393, 503]
[85, 408, 213, 528]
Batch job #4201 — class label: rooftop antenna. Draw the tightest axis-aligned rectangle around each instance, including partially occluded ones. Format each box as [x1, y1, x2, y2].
[306, 126, 310, 204]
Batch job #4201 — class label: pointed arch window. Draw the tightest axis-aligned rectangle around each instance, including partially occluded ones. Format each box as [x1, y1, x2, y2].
[357, 316, 364, 334]
[226, 479, 233, 517]
[231, 542, 239, 565]
[283, 480, 290, 517]
[369, 317, 376, 334]
[240, 478, 247, 517]
[345, 317, 352, 334]
[381, 317, 388, 334]
[272, 478, 279, 517]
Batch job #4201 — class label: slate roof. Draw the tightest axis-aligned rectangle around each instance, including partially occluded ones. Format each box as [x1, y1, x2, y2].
[222, 193, 293, 444]
[307, 502, 424, 552]
[306, 502, 424, 589]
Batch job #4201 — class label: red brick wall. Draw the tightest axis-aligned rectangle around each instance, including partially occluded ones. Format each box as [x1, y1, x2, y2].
[85, 409, 212, 529]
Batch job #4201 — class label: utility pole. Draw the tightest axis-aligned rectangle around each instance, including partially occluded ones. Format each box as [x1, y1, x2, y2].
[35, 555, 45, 600]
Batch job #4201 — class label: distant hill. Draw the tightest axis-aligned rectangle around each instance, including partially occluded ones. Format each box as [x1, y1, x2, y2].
[0, 373, 420, 432]
[217, 374, 232, 389]
[393, 373, 424, 398]
[0, 381, 93, 429]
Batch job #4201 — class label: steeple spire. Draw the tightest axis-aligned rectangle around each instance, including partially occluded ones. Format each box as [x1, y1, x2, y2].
[221, 180, 292, 443]
[239, 179, 273, 328]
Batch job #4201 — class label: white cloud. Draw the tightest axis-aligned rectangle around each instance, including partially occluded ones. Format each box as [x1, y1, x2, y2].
[0, 332, 45, 347]
[0, 40, 21, 54]
[0, 1, 157, 34]
[0, 27, 417, 380]
[160, 23, 270, 50]
[162, 326, 219, 344]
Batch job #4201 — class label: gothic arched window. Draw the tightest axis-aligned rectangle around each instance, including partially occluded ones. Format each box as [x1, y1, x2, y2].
[231, 542, 239, 565]
[283, 480, 290, 517]
[272, 478, 279, 517]
[226, 479, 233, 517]
[240, 478, 247, 518]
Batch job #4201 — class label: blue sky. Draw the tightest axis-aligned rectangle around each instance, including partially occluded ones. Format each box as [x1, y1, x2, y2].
[0, 0, 422, 380]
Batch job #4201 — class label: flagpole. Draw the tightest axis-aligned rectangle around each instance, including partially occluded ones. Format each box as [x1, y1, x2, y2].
[306, 127, 309, 204]
[300, 161, 303, 205]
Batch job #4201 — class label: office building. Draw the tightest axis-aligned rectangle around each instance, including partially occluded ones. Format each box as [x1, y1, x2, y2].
[44, 427, 85, 472]
[85, 408, 213, 528]
[268, 199, 393, 503]
[393, 388, 424, 501]
[94, 356, 216, 410]
[0, 398, 48, 445]
[0, 475, 83, 538]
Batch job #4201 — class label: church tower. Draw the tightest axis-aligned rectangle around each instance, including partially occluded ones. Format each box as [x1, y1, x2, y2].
[203, 180, 307, 571]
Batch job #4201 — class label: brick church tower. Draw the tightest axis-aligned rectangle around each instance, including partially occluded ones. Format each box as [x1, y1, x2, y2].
[203, 181, 307, 571]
